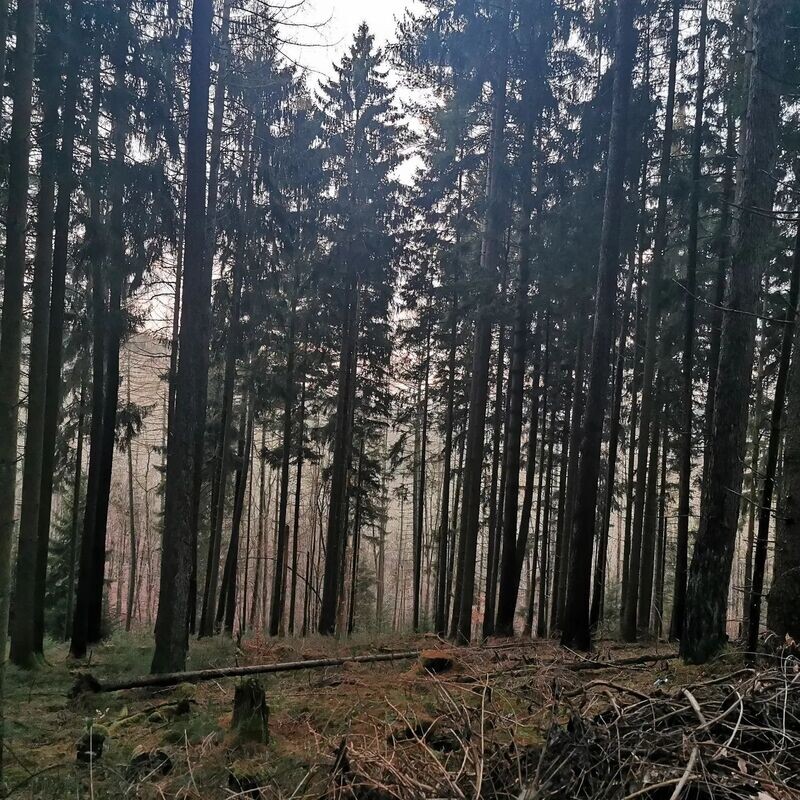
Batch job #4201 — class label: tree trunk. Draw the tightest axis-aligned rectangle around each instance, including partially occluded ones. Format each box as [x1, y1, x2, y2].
[637, 370, 664, 633]
[496, 327, 542, 636]
[289, 369, 306, 636]
[249, 426, 266, 631]
[622, 0, 679, 643]
[319, 283, 360, 634]
[70, 45, 104, 660]
[35, 0, 84, 651]
[270, 301, 297, 636]
[64, 379, 86, 642]
[483, 324, 505, 637]
[435, 292, 458, 634]
[561, 0, 637, 650]
[747, 222, 800, 654]
[536, 405, 557, 638]
[682, 0, 786, 664]
[88, 29, 130, 645]
[591, 251, 637, 629]
[0, 0, 38, 777]
[672, 0, 708, 642]
[555, 327, 586, 630]
[200, 127, 252, 637]
[125, 362, 137, 632]
[10, 13, 62, 667]
[495, 0, 541, 639]
[413, 325, 431, 632]
[768, 339, 800, 641]
[219, 397, 254, 635]
[453, 0, 510, 644]
[152, 0, 215, 674]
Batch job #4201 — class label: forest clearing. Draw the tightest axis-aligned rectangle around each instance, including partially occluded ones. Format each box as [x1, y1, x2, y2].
[5, 634, 799, 799]
[1, 0, 800, 796]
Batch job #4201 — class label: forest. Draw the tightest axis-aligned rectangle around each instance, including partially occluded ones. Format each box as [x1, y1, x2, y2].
[0, 0, 799, 797]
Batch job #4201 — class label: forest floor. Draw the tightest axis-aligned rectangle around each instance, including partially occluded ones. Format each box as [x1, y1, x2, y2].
[3, 631, 799, 799]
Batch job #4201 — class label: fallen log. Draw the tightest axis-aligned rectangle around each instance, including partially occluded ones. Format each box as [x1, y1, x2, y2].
[73, 650, 422, 694]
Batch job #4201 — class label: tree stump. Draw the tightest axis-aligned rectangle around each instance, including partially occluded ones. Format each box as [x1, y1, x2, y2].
[231, 679, 269, 744]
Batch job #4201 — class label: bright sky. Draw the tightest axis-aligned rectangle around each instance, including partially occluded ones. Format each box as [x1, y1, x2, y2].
[277, 0, 420, 85]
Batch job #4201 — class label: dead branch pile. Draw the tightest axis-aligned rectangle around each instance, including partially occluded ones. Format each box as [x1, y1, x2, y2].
[320, 657, 800, 800]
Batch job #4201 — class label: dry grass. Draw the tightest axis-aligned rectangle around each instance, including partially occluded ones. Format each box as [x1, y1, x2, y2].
[6, 632, 797, 799]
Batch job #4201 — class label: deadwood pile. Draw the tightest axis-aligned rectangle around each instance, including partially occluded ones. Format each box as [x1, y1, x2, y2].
[323, 654, 800, 800]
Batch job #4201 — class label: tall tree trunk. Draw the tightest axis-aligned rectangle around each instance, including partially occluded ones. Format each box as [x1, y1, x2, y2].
[219, 397, 254, 634]
[637, 370, 664, 633]
[654, 426, 669, 635]
[200, 128, 252, 637]
[536, 405, 557, 637]
[125, 361, 137, 632]
[70, 42, 104, 660]
[768, 336, 800, 641]
[35, 0, 84, 651]
[682, 0, 786, 664]
[319, 283, 360, 634]
[270, 301, 297, 636]
[550, 382, 571, 632]
[347, 444, 366, 635]
[413, 325, 431, 632]
[555, 327, 586, 630]
[591, 252, 637, 629]
[747, 223, 800, 654]
[446, 418, 467, 633]
[0, 0, 38, 778]
[702, 107, 736, 490]
[527, 351, 553, 637]
[672, 0, 708, 642]
[622, 0, 679, 642]
[500, 324, 544, 635]
[742, 343, 765, 635]
[88, 26, 130, 644]
[561, 0, 637, 650]
[435, 292, 458, 634]
[10, 12, 62, 667]
[483, 325, 505, 637]
[152, 0, 215, 674]
[250, 425, 267, 631]
[289, 369, 306, 636]
[453, 0, 510, 644]
[495, 0, 540, 639]
[64, 379, 86, 642]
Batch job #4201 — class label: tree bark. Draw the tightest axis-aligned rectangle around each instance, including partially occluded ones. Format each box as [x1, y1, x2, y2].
[35, 0, 84, 651]
[152, 0, 215, 674]
[319, 283, 360, 634]
[70, 39, 104, 660]
[672, 0, 708, 642]
[270, 300, 297, 636]
[496, 327, 542, 636]
[682, 0, 786, 664]
[483, 324, 505, 637]
[64, 379, 86, 642]
[622, 0, 679, 643]
[0, 0, 39, 777]
[10, 12, 62, 667]
[200, 127, 253, 637]
[453, 0, 510, 644]
[747, 222, 800, 654]
[413, 325, 431, 632]
[536, 405, 557, 638]
[435, 292, 458, 634]
[561, 0, 637, 650]
[591, 251, 637, 629]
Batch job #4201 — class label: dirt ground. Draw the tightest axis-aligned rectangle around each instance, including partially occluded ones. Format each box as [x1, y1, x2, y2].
[3, 632, 796, 799]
